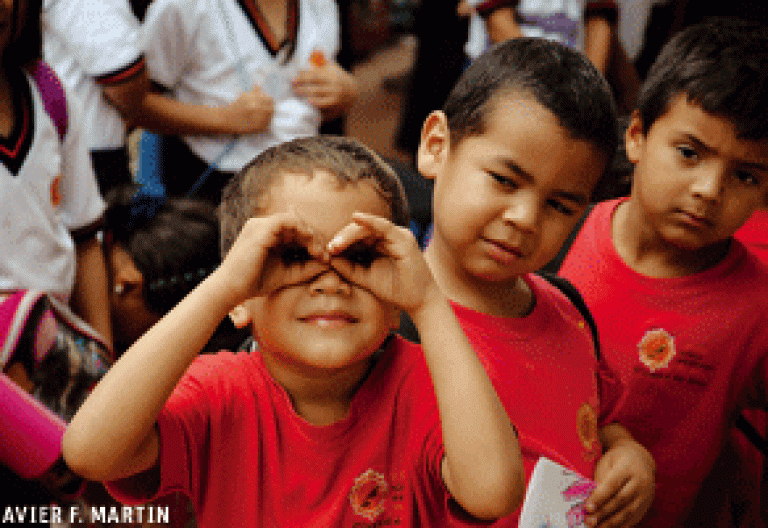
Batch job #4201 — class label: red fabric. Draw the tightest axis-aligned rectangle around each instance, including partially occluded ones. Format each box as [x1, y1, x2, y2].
[475, 0, 514, 16]
[735, 209, 768, 265]
[107, 338, 453, 527]
[561, 198, 768, 527]
[449, 274, 624, 526]
[733, 210, 768, 526]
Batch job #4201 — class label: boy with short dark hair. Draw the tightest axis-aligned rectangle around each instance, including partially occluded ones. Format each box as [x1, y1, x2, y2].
[559, 18, 768, 527]
[418, 37, 655, 527]
[60, 135, 524, 527]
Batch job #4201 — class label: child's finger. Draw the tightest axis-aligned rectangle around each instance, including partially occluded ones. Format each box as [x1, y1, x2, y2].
[584, 473, 627, 515]
[349, 211, 398, 235]
[276, 209, 325, 257]
[260, 260, 328, 295]
[585, 479, 633, 526]
[325, 256, 384, 302]
[292, 68, 325, 88]
[589, 495, 642, 528]
[327, 221, 376, 255]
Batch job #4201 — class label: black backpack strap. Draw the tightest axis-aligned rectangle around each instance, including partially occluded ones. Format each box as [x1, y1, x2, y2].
[536, 203, 601, 358]
[397, 311, 421, 344]
[735, 413, 768, 457]
[539, 203, 595, 274]
[536, 272, 601, 361]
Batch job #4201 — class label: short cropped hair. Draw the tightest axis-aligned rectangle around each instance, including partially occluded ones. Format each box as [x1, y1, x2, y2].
[442, 37, 619, 161]
[638, 18, 768, 139]
[219, 136, 411, 256]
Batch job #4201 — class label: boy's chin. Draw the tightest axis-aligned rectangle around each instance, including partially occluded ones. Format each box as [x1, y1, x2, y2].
[469, 258, 548, 283]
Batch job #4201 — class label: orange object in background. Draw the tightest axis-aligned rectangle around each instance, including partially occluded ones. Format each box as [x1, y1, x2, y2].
[309, 49, 327, 67]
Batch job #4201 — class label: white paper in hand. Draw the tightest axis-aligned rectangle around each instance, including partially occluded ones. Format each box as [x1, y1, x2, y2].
[518, 457, 596, 527]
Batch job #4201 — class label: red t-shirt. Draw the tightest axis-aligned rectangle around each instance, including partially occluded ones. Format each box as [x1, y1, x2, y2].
[449, 274, 624, 526]
[561, 198, 768, 527]
[108, 337, 455, 527]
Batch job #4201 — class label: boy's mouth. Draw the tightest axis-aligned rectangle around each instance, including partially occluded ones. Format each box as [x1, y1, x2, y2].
[482, 238, 525, 265]
[676, 209, 713, 229]
[299, 311, 359, 327]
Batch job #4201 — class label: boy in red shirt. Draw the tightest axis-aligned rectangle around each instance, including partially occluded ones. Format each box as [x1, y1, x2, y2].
[417, 37, 655, 527]
[61, 136, 525, 526]
[560, 18, 768, 527]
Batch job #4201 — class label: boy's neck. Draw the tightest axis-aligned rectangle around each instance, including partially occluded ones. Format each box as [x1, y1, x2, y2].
[612, 199, 731, 278]
[0, 73, 14, 139]
[252, 0, 290, 45]
[423, 241, 534, 318]
[261, 350, 376, 426]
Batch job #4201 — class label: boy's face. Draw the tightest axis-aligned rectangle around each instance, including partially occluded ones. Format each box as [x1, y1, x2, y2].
[108, 244, 160, 352]
[626, 94, 768, 250]
[419, 94, 606, 286]
[234, 171, 399, 377]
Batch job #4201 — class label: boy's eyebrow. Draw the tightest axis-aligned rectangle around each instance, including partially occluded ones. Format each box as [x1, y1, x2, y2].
[501, 158, 590, 205]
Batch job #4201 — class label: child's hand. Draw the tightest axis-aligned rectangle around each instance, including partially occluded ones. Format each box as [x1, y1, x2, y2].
[456, 0, 475, 17]
[225, 85, 274, 134]
[217, 212, 328, 305]
[292, 58, 357, 118]
[326, 212, 435, 313]
[584, 438, 655, 527]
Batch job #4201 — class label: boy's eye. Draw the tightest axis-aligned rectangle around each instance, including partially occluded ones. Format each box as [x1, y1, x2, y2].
[278, 242, 311, 266]
[735, 170, 759, 186]
[490, 172, 517, 188]
[676, 145, 699, 161]
[546, 199, 575, 216]
[339, 243, 381, 267]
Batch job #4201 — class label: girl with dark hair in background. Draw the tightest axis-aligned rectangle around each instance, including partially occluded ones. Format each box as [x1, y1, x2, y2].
[104, 184, 249, 355]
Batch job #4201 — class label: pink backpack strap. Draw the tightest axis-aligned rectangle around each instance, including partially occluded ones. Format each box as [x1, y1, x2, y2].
[0, 290, 45, 370]
[28, 59, 68, 142]
[0, 373, 66, 479]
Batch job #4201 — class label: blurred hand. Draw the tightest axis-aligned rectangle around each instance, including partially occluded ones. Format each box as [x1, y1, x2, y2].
[223, 85, 275, 135]
[292, 58, 358, 119]
[457, 0, 474, 17]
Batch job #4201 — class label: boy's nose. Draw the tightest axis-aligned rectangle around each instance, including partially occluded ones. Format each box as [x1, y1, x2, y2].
[690, 168, 725, 201]
[310, 268, 352, 295]
[501, 196, 539, 233]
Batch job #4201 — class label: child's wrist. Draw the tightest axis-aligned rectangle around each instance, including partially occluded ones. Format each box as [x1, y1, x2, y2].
[406, 283, 447, 327]
[197, 268, 243, 314]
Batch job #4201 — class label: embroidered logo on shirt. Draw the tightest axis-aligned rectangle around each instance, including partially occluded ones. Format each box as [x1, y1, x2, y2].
[50, 174, 61, 208]
[577, 402, 599, 460]
[638, 328, 676, 372]
[349, 468, 389, 522]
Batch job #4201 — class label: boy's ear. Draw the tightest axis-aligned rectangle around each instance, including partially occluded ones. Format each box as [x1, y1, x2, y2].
[228, 303, 253, 329]
[417, 111, 450, 181]
[624, 110, 645, 165]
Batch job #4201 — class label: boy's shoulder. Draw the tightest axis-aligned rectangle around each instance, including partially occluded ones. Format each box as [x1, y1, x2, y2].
[528, 273, 596, 329]
[723, 238, 768, 288]
[447, 274, 595, 344]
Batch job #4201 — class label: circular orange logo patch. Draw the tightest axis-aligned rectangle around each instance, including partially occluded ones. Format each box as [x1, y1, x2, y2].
[638, 328, 676, 372]
[50, 175, 62, 208]
[577, 402, 599, 457]
[349, 469, 388, 522]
